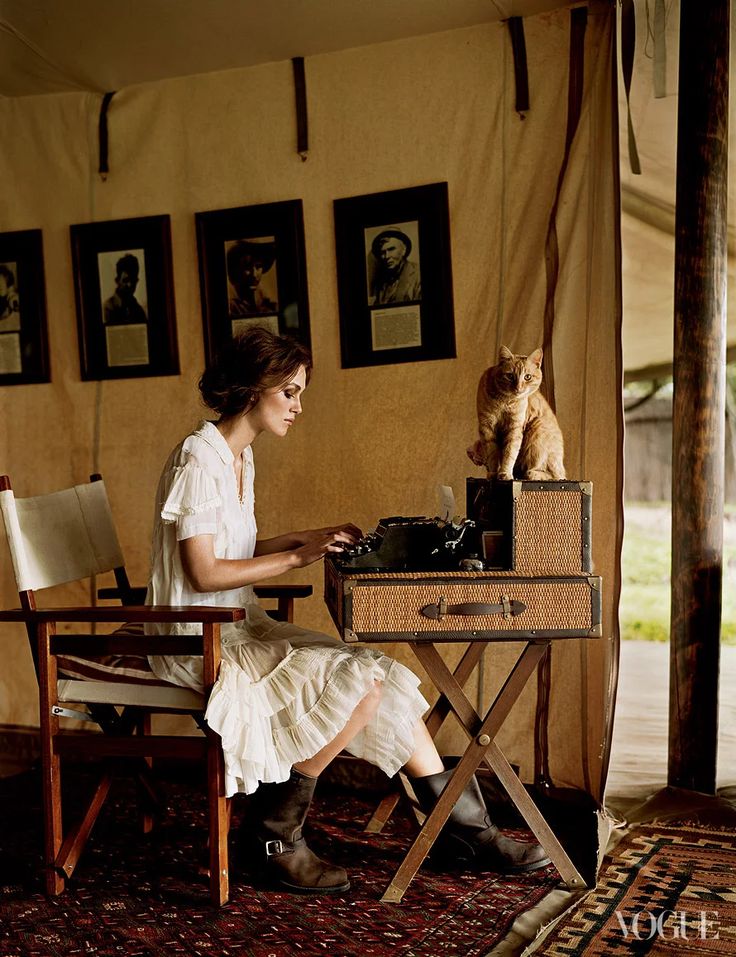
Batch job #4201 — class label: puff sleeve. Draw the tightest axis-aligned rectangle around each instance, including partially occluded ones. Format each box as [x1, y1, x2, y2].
[160, 463, 221, 541]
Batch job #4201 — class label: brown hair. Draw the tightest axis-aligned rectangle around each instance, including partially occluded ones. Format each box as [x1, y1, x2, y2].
[199, 326, 313, 417]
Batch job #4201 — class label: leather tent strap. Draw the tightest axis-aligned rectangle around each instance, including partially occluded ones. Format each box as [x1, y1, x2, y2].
[542, 6, 588, 413]
[291, 57, 308, 161]
[653, 0, 667, 99]
[98, 91, 116, 180]
[419, 598, 527, 621]
[621, 0, 642, 173]
[507, 17, 530, 116]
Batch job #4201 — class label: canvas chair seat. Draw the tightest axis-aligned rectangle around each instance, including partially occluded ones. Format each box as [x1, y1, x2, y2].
[57, 678, 205, 710]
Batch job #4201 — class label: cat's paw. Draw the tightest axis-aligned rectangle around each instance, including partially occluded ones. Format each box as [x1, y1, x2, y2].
[497, 471, 514, 481]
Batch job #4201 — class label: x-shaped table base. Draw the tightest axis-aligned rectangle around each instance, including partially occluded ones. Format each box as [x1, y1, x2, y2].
[375, 639, 587, 903]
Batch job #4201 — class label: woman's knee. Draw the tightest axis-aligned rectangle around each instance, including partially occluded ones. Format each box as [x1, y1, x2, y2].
[353, 680, 383, 721]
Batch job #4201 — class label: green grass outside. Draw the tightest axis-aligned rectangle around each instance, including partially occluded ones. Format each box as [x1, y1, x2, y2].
[621, 502, 736, 645]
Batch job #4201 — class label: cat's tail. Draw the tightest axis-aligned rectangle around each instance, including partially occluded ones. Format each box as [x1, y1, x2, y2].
[467, 441, 485, 467]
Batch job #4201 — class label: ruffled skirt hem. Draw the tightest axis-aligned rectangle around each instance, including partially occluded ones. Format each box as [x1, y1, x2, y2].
[205, 643, 429, 797]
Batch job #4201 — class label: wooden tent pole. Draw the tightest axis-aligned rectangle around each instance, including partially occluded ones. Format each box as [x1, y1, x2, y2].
[669, 0, 729, 792]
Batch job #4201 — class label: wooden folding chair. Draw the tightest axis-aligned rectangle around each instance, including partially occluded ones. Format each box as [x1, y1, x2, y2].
[0, 474, 311, 905]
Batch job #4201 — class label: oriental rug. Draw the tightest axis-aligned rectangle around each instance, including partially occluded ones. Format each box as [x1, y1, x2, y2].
[0, 768, 558, 957]
[533, 822, 736, 955]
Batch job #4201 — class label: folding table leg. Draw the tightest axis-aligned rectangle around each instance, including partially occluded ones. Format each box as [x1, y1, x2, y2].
[364, 643, 487, 835]
[364, 792, 403, 834]
[423, 642, 487, 736]
[482, 741, 586, 889]
[433, 640, 585, 887]
[381, 639, 581, 902]
[380, 745, 482, 903]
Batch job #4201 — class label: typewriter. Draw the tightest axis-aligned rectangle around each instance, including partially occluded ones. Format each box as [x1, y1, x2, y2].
[333, 515, 479, 572]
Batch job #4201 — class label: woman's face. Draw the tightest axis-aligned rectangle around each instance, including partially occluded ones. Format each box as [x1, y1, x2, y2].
[249, 365, 307, 437]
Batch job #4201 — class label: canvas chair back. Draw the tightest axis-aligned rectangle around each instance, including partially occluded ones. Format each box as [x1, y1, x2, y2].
[0, 477, 124, 595]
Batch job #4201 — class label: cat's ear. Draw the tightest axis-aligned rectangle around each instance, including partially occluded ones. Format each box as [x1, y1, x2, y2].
[528, 348, 543, 368]
[499, 345, 513, 361]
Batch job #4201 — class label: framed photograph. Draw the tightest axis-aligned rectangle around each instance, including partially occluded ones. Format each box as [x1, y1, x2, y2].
[70, 215, 179, 380]
[196, 199, 311, 363]
[333, 182, 455, 369]
[0, 229, 50, 385]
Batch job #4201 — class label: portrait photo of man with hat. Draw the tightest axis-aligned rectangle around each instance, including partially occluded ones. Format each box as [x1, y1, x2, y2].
[365, 222, 422, 306]
[100, 252, 148, 326]
[0, 261, 21, 331]
[225, 236, 279, 319]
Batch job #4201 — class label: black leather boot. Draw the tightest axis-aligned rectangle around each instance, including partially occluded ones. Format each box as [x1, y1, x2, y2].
[239, 769, 350, 894]
[411, 768, 551, 873]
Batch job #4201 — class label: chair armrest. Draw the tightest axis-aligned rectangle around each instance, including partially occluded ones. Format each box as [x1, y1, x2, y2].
[97, 586, 148, 603]
[0, 605, 245, 624]
[97, 585, 313, 602]
[253, 583, 313, 623]
[254, 585, 313, 599]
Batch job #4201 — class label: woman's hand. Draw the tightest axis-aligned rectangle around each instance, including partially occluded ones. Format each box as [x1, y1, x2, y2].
[254, 523, 363, 561]
[296, 523, 362, 547]
[293, 526, 361, 567]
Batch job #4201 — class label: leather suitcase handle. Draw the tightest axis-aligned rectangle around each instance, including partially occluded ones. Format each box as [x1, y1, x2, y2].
[420, 595, 527, 621]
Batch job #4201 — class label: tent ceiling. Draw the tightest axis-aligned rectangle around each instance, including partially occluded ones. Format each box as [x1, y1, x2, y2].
[0, 0, 569, 98]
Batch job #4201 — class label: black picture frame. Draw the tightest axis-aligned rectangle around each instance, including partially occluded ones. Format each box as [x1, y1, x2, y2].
[0, 229, 50, 385]
[195, 199, 311, 364]
[333, 182, 455, 369]
[70, 214, 179, 381]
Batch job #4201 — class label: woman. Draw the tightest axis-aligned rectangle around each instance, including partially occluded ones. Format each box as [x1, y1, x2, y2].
[146, 326, 548, 894]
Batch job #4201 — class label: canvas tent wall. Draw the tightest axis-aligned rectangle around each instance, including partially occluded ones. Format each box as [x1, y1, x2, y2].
[0, 1, 621, 804]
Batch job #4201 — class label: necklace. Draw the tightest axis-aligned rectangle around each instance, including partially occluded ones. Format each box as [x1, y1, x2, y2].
[235, 455, 245, 505]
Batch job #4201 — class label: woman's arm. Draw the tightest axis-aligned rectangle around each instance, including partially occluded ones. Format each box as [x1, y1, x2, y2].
[254, 523, 362, 556]
[180, 528, 356, 594]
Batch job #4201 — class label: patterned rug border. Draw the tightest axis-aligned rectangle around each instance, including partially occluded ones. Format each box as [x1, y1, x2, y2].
[532, 820, 736, 956]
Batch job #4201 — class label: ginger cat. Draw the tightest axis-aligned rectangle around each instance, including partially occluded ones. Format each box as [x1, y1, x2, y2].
[467, 346, 566, 481]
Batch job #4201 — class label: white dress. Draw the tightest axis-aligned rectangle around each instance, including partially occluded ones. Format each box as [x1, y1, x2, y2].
[145, 421, 429, 797]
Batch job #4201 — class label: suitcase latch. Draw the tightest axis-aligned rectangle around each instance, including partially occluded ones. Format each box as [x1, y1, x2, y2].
[419, 596, 449, 620]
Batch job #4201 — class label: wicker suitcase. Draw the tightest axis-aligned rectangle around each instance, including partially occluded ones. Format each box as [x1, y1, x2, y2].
[324, 559, 602, 642]
[466, 478, 592, 575]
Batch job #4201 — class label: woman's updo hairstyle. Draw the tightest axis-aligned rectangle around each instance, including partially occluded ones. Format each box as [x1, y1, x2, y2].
[199, 326, 313, 418]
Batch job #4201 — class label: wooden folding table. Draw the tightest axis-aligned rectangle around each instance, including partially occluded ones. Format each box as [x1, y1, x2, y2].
[323, 561, 602, 902]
